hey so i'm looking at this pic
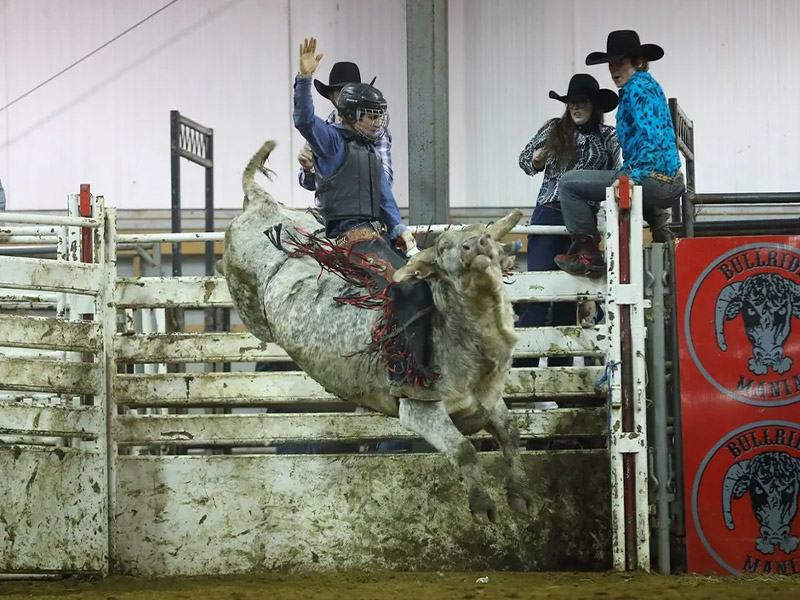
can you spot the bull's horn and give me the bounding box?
[721,460,750,530]
[715,282,742,351]
[486,209,524,240]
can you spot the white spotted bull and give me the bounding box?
[222,141,532,524]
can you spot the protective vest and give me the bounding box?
[316,128,382,228]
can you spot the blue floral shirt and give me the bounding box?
[615,71,681,183]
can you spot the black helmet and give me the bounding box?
[336,82,387,122]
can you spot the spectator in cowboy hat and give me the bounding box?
[297,60,393,200]
[517,73,620,352]
[555,30,684,277]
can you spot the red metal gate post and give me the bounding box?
[617,176,638,570]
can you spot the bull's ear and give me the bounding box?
[501,239,523,256]
[392,247,437,283]
[501,255,516,271]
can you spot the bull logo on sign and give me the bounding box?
[722,451,800,555]
[715,273,800,376]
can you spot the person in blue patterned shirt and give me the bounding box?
[517,74,620,357]
[555,30,685,277]
[297,61,393,204]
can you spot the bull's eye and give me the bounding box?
[754,485,764,495]
[747,308,756,316]
[461,242,471,251]
[777,307,787,316]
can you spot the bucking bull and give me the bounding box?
[222,141,533,524]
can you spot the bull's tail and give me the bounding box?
[242,140,279,210]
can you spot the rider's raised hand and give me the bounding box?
[299,37,323,77]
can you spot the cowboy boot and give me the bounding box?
[645,208,674,243]
[554,234,605,278]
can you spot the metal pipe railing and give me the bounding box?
[0,243,155,256]
[691,192,800,204]
[115,224,608,245]
[1,213,100,227]
[0,226,63,236]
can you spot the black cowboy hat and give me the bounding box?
[548,73,618,113]
[314,61,369,98]
[585,30,664,66]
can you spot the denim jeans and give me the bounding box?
[558,169,686,236]
[515,203,574,367]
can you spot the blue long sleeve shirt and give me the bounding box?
[292,74,404,239]
[615,71,681,183]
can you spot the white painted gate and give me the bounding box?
[0,190,649,576]
[0,199,110,574]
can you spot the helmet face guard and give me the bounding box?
[337,82,389,140]
[353,107,390,141]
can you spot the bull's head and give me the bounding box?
[722,452,800,555]
[392,210,523,284]
[714,274,800,375]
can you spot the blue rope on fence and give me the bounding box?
[597,360,622,442]
[595,360,621,389]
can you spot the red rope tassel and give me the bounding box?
[272,228,438,387]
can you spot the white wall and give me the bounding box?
[449,0,800,210]
[0,0,797,212]
[0,0,406,212]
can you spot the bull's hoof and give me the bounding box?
[507,486,534,517]
[469,488,497,525]
[507,494,530,516]
[472,510,497,525]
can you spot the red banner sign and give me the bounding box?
[676,236,800,576]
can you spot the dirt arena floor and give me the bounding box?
[2,571,799,600]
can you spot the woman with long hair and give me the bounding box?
[517,73,620,362]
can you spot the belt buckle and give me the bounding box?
[651,171,671,183]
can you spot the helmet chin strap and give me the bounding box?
[340,118,378,141]
[353,122,379,141]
